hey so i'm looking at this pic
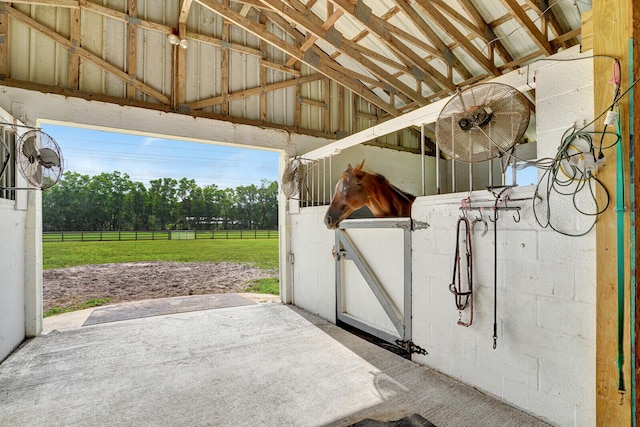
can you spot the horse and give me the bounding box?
[324,159,416,229]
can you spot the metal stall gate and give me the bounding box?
[334,218,419,351]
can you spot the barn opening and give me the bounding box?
[37,122,281,316]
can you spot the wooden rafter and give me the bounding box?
[6,5,170,105]
[500,0,553,55]
[412,0,501,77]
[196,0,399,115]
[258,0,429,106]
[521,0,570,48]
[0,0,589,151]
[457,0,515,68]
[327,0,454,93]
[392,0,473,81]
[0,2,8,80]
[126,0,136,99]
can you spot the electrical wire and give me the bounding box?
[531,70,640,237]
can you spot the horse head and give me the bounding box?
[324,160,369,229]
[324,159,415,229]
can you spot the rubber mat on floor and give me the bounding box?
[348,414,436,427]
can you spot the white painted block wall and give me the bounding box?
[288,206,336,322]
[0,107,31,362]
[410,57,595,426]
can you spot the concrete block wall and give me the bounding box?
[0,108,30,362]
[289,206,336,322]
[410,57,595,426]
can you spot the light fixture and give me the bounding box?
[168,34,188,49]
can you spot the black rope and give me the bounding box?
[492,201,498,349]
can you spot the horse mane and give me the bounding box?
[374,173,416,203]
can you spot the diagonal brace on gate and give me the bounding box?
[338,230,405,338]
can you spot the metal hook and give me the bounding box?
[489,207,498,223]
[513,209,521,223]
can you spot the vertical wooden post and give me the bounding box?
[68,6,80,91]
[221,0,230,117]
[127,0,137,99]
[323,77,330,133]
[259,13,267,124]
[593,0,633,424]
[0,4,9,81]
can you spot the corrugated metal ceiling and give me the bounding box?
[0,0,590,153]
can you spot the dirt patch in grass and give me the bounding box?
[44,261,278,312]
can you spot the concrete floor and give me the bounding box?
[0,297,550,427]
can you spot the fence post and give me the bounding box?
[81,231,84,242]
[61,230,64,242]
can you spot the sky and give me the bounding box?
[40,124,281,189]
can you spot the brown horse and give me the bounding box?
[324,160,415,229]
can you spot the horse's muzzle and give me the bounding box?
[324,214,338,229]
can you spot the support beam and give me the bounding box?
[258,0,430,106]
[126,0,136,99]
[327,0,454,93]
[302,47,586,160]
[0,2,9,80]
[500,0,553,55]
[6,6,170,105]
[68,7,80,91]
[197,0,399,115]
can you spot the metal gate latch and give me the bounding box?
[395,339,428,355]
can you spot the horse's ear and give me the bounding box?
[346,163,353,172]
[353,159,365,173]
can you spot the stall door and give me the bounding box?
[335,218,412,346]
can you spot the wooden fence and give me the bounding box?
[43,230,278,242]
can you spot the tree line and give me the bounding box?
[42,171,279,232]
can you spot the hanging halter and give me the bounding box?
[449,215,473,327]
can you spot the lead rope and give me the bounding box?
[450,216,473,327]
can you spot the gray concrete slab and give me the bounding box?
[0,303,550,427]
[83,293,255,326]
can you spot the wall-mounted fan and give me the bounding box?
[17,130,64,189]
[435,83,530,163]
[281,157,305,198]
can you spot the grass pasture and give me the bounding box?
[43,239,280,270]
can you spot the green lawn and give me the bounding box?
[44,239,280,270]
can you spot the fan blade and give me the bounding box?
[21,136,38,161]
[38,147,61,168]
[32,165,42,185]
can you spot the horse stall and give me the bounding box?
[287,48,600,426]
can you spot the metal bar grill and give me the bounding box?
[0,128,16,201]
